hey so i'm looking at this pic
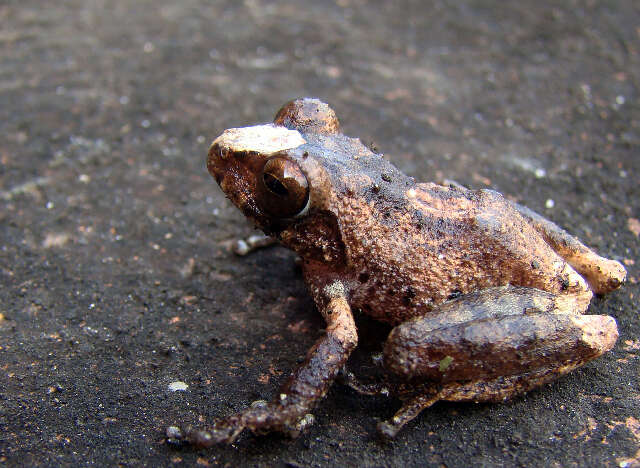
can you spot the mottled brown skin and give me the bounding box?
[180,98,626,445]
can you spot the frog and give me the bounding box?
[174,98,627,446]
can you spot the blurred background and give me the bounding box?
[1,1,638,466]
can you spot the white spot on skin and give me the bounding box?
[168,381,188,392]
[212,124,306,155]
[323,281,345,299]
[406,188,417,198]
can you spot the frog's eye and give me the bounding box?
[257,157,310,218]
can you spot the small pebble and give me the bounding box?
[168,381,188,392]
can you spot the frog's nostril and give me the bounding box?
[212,144,230,160]
[209,143,231,164]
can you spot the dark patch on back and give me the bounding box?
[403,286,417,306]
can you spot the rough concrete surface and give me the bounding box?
[0,1,638,466]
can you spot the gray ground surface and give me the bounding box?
[1,1,639,466]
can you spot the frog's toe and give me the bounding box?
[377,420,401,440]
[338,366,391,396]
[165,425,186,446]
[283,413,316,438]
[187,429,217,448]
[185,426,240,447]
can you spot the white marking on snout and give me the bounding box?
[212,124,306,155]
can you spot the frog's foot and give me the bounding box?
[378,286,618,438]
[513,202,626,294]
[377,387,447,439]
[232,233,276,256]
[165,415,248,447]
[170,402,317,448]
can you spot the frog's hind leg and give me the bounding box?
[377,363,591,439]
[338,366,391,397]
[378,286,618,438]
[513,202,626,294]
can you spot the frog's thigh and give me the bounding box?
[384,286,618,384]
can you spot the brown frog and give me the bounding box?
[176,98,626,446]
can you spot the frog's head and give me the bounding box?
[207,99,342,231]
[208,98,405,262]
[207,121,311,231]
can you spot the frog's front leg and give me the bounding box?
[378,286,618,438]
[183,280,357,447]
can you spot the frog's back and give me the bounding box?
[343,182,590,325]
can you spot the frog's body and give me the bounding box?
[295,163,593,326]
[181,98,626,445]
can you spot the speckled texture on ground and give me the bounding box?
[0,1,638,467]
